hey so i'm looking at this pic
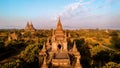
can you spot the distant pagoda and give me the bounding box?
[24,21,36,32]
[8,32,18,41]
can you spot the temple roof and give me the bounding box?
[72,41,78,52]
[56,17,63,31]
[25,22,29,29]
[55,17,65,41]
[30,22,33,25]
[27,21,29,26]
[54,52,69,59]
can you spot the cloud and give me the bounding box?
[53,0,96,20]
[51,0,120,29]
[106,0,116,3]
[96,0,118,10]
[53,0,118,20]
[53,2,81,20]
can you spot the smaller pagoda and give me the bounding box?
[24,21,36,32]
[8,32,18,41]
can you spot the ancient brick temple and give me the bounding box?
[39,17,82,68]
[24,21,35,32]
[8,32,18,41]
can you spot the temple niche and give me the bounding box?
[24,21,36,32]
[39,17,82,68]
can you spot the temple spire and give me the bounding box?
[41,42,46,53]
[46,38,50,46]
[41,56,48,68]
[25,21,29,29]
[56,17,63,31]
[73,41,78,52]
[42,42,46,52]
[52,29,54,36]
[68,33,71,38]
[39,42,46,56]
[30,21,33,26]
[27,21,29,26]
[64,31,67,41]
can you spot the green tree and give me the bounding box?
[90,45,105,56]
[111,52,120,63]
[19,43,40,63]
[80,45,92,68]
[110,31,120,49]
[93,50,110,68]
[103,62,120,68]
[74,38,85,48]
[0,41,5,53]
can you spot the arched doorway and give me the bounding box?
[57,44,62,52]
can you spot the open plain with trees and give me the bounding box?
[0,29,120,68]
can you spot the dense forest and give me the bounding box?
[0,29,120,68]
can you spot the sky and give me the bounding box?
[0,0,120,29]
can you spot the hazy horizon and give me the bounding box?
[0,0,120,29]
